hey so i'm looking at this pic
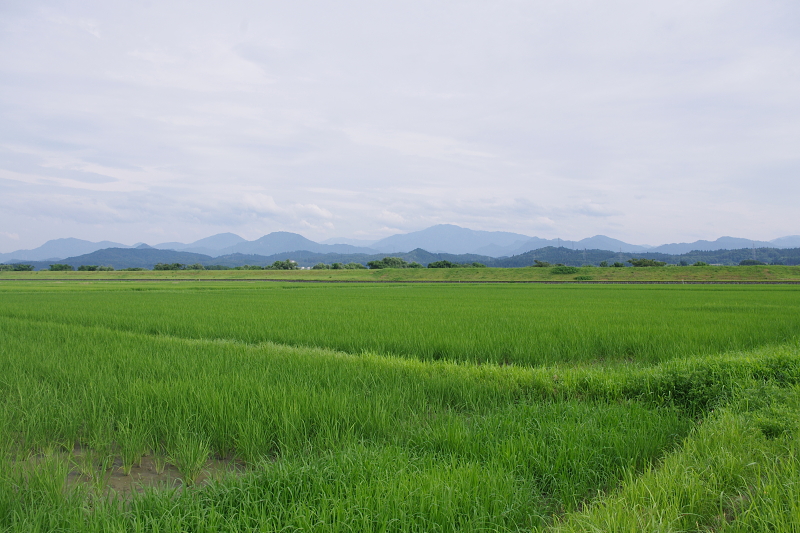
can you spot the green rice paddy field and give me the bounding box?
[0,281,799,531]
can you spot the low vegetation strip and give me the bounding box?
[2,264,800,282]
[4,278,800,285]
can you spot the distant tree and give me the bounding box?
[185,263,205,270]
[599,261,609,267]
[0,264,13,271]
[49,264,74,271]
[428,260,457,268]
[628,258,667,267]
[531,260,551,267]
[739,259,765,266]
[367,257,409,269]
[470,262,487,268]
[77,265,98,271]
[266,259,298,270]
[154,263,185,270]
[97,266,115,271]
[693,261,709,267]
[678,260,689,266]
[612,262,625,268]
[312,262,365,270]
[120,267,146,271]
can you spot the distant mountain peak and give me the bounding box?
[0,237,130,262]
[371,224,532,255]
[3,226,799,265]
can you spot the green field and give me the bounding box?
[1,283,799,366]
[2,263,800,282]
[1,281,799,531]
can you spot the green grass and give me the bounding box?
[0,314,694,530]
[0,282,797,365]
[0,281,798,531]
[545,384,800,533]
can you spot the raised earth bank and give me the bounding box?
[2,264,800,282]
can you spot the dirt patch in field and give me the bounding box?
[15,445,247,498]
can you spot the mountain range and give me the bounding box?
[9,245,800,271]
[2,224,799,263]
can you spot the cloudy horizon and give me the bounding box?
[1,1,799,253]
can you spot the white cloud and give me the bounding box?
[344,128,496,161]
[1,0,799,248]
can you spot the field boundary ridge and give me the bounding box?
[1,278,800,285]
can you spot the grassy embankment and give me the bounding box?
[2,264,800,282]
[0,281,798,531]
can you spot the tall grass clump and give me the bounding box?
[116,415,149,476]
[168,430,211,486]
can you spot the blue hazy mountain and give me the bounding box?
[371,224,532,255]
[218,232,378,256]
[4,227,799,263]
[22,247,213,270]
[152,232,377,257]
[492,235,652,256]
[650,237,776,255]
[769,235,800,248]
[0,237,129,262]
[370,225,652,256]
[572,235,653,253]
[320,237,378,247]
[154,232,248,255]
[17,244,800,271]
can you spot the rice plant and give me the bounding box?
[169,430,211,486]
[0,281,797,530]
[0,283,797,365]
[116,417,149,476]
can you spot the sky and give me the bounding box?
[1,1,799,252]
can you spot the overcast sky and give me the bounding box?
[1,1,798,251]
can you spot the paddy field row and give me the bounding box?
[0,281,798,531]
[1,282,798,366]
